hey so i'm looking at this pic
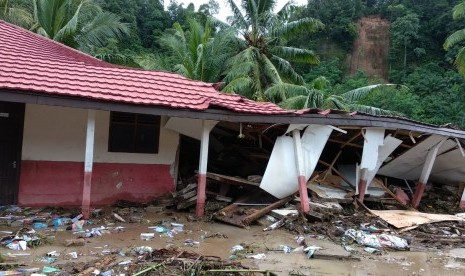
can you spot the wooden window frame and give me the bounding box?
[108,111,161,154]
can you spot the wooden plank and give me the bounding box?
[318,160,356,189]
[177,196,197,210]
[241,196,293,226]
[369,209,464,229]
[372,178,408,207]
[207,172,260,187]
[172,183,197,198]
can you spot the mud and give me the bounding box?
[1,211,465,275]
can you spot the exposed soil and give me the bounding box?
[347,16,390,80]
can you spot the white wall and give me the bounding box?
[22,104,179,164]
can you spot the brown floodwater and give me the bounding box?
[1,212,465,275]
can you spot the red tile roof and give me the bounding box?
[0,20,291,114]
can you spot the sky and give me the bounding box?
[164,0,308,22]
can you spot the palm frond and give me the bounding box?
[453,1,465,20]
[341,84,406,103]
[455,47,465,76]
[0,0,33,28]
[134,54,172,71]
[78,11,129,49]
[279,95,308,109]
[222,76,254,98]
[270,55,304,84]
[224,61,254,82]
[272,46,320,64]
[226,0,247,28]
[193,43,204,80]
[325,95,347,110]
[346,104,403,116]
[444,29,465,49]
[311,76,329,90]
[273,17,324,40]
[262,54,282,85]
[264,82,309,102]
[52,0,82,46]
[257,0,276,15]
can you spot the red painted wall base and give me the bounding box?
[196,174,207,217]
[358,179,367,201]
[297,175,310,213]
[18,161,174,206]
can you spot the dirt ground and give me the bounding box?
[1,209,465,276]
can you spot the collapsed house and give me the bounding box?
[1,20,465,219]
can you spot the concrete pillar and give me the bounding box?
[292,129,310,213]
[82,110,95,219]
[411,141,443,208]
[196,120,217,217]
[358,168,368,201]
[460,187,465,209]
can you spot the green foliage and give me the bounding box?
[149,17,237,83]
[303,0,363,51]
[222,0,324,101]
[8,0,129,54]
[390,12,421,68]
[0,0,33,27]
[391,63,465,127]
[444,0,465,76]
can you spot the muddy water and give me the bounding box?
[1,212,465,275]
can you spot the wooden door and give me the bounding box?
[0,101,25,205]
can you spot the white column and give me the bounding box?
[292,129,310,212]
[82,110,95,218]
[196,120,217,217]
[412,140,444,208]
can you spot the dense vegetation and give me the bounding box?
[1,0,465,128]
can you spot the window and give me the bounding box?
[108,111,160,154]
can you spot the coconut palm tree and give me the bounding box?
[29,0,129,53]
[150,17,238,83]
[222,0,324,101]
[0,0,33,27]
[444,0,465,76]
[267,78,405,115]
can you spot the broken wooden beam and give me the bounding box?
[207,172,260,187]
[241,196,293,226]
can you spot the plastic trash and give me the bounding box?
[149,225,167,233]
[41,266,60,274]
[230,245,245,254]
[140,233,155,240]
[72,220,86,231]
[39,257,56,264]
[68,252,78,259]
[364,247,382,254]
[113,213,125,222]
[295,236,306,246]
[32,222,48,230]
[71,214,83,223]
[304,246,322,258]
[16,268,40,274]
[279,245,293,254]
[184,239,200,246]
[118,260,132,265]
[246,253,266,259]
[101,269,114,276]
[133,246,152,254]
[343,229,409,250]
